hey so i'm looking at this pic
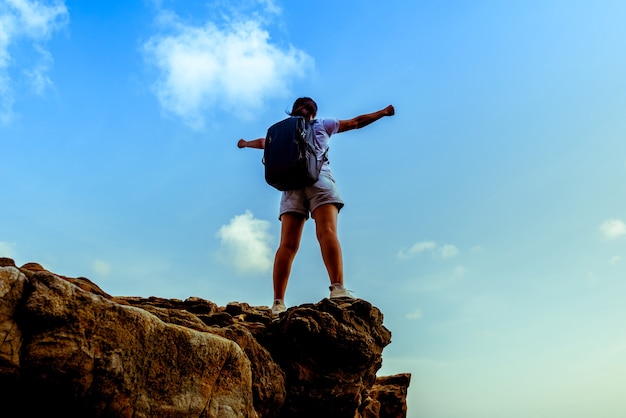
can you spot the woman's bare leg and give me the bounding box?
[273,213,306,300]
[312,204,344,286]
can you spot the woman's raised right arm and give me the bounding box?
[337,105,395,133]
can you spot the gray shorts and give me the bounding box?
[279,170,344,220]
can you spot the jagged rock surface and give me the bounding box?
[0,258,410,417]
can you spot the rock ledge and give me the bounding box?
[0,258,410,417]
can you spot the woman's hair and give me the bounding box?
[288,97,318,119]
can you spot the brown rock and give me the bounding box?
[0,257,16,267]
[370,373,412,418]
[0,264,256,417]
[0,258,411,417]
[271,298,392,418]
[210,325,286,418]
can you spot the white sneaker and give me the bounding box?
[271,299,287,315]
[329,284,355,299]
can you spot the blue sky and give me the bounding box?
[2,1,626,416]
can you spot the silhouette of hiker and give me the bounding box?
[238,97,395,315]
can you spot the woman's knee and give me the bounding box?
[278,239,300,255]
[315,224,337,242]
[278,213,305,253]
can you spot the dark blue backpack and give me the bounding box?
[263,116,322,191]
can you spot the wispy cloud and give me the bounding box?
[405,308,422,320]
[143,2,313,129]
[440,244,459,259]
[599,218,626,239]
[453,265,467,277]
[216,210,273,275]
[24,44,54,94]
[92,259,112,276]
[398,241,459,260]
[0,241,16,258]
[0,0,68,123]
[397,241,436,259]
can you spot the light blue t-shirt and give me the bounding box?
[313,118,339,172]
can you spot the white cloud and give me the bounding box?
[599,219,626,239]
[398,241,459,260]
[453,265,467,277]
[92,259,112,276]
[0,75,14,124]
[143,8,313,129]
[405,308,422,320]
[216,210,273,274]
[0,0,68,123]
[0,241,16,258]
[397,241,436,259]
[470,245,485,253]
[5,0,68,38]
[24,44,54,94]
[257,0,281,15]
[440,244,459,259]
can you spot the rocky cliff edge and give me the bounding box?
[0,258,410,418]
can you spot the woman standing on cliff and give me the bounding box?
[238,98,395,315]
